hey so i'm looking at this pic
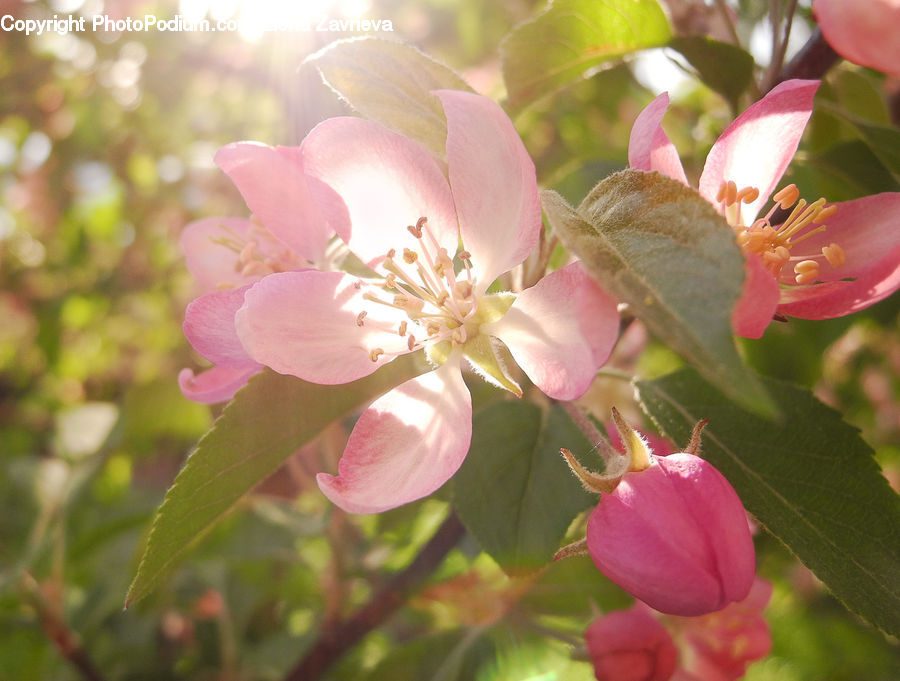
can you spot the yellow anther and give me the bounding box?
[369,348,384,362]
[386,248,396,259]
[398,321,407,336]
[382,273,397,289]
[356,311,367,327]
[822,243,846,268]
[817,204,838,222]
[454,280,473,299]
[773,184,800,209]
[735,186,759,204]
[239,240,258,263]
[407,334,416,351]
[774,245,790,261]
[403,248,418,264]
[435,291,449,307]
[794,260,819,274]
[426,322,440,336]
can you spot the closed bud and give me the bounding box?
[586,452,755,616]
[585,604,678,681]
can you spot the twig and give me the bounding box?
[21,573,107,681]
[284,512,467,681]
[764,0,799,92]
[767,27,840,92]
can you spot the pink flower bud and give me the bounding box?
[814,0,900,76]
[585,604,678,681]
[586,453,755,616]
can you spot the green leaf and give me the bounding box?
[501,0,671,109]
[452,401,595,576]
[306,37,473,157]
[668,36,755,109]
[125,353,427,607]
[544,170,775,416]
[636,367,900,636]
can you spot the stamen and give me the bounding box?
[356,311,367,327]
[398,321,407,336]
[822,243,846,268]
[735,186,759,204]
[403,248,418,264]
[773,184,800,209]
[794,260,820,284]
[407,223,423,239]
[369,348,384,362]
[407,334,416,351]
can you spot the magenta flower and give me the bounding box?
[629,79,900,338]
[231,90,619,514]
[584,604,678,681]
[814,0,900,76]
[178,142,334,403]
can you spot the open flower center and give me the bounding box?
[210,220,302,287]
[356,217,481,363]
[717,181,846,285]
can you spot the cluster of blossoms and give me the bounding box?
[585,578,772,681]
[629,78,900,338]
[179,90,619,514]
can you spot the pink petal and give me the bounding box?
[180,217,260,293]
[732,255,781,338]
[178,364,259,404]
[437,90,542,289]
[234,270,409,384]
[316,362,472,514]
[776,193,900,318]
[814,0,900,77]
[184,285,255,366]
[484,263,619,400]
[300,117,459,268]
[628,92,688,185]
[214,142,331,263]
[699,80,819,222]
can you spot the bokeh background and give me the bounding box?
[1,0,898,679]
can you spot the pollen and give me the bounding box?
[723,182,845,285]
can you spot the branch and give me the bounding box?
[767,26,840,92]
[21,573,107,681]
[284,512,467,681]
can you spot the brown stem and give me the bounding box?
[21,573,107,681]
[767,27,840,92]
[284,512,467,681]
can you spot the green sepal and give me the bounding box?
[462,334,521,397]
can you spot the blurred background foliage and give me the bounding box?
[0,0,898,679]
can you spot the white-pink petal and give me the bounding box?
[214,142,331,264]
[183,285,255,366]
[732,255,781,339]
[699,79,819,222]
[300,117,459,268]
[234,270,410,385]
[483,263,619,400]
[437,89,542,291]
[178,364,260,404]
[628,92,688,186]
[316,361,472,514]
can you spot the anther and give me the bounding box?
[794,260,820,284]
[407,334,416,351]
[353,280,362,290]
[356,311,367,327]
[817,204,838,222]
[426,322,440,336]
[403,248,418,264]
[407,223,423,239]
[386,248,396,259]
[773,184,800,209]
[416,216,428,230]
[398,321,407,336]
[735,186,759,204]
[822,243,846,268]
[457,250,472,262]
[369,348,384,362]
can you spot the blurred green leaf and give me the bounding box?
[125,353,427,607]
[453,402,594,575]
[501,0,671,109]
[668,36,755,109]
[636,367,900,637]
[544,170,775,416]
[810,140,900,199]
[306,37,473,157]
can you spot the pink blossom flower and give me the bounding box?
[813,0,900,77]
[629,79,900,338]
[585,579,772,681]
[231,90,620,514]
[178,143,334,403]
[571,414,754,617]
[585,604,679,681]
